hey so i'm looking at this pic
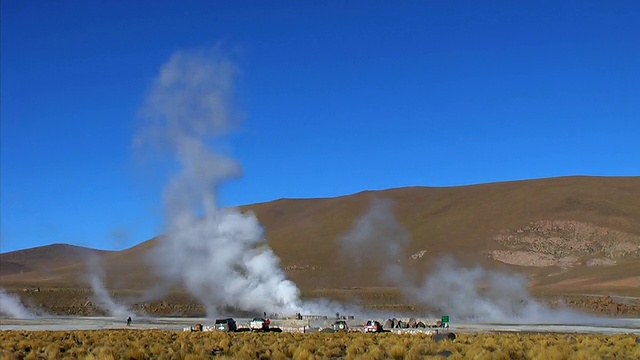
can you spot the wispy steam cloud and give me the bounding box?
[137,47,304,317]
[339,198,410,284]
[86,256,133,318]
[340,198,594,324]
[0,288,34,319]
[414,257,588,324]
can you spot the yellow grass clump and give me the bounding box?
[0,330,638,359]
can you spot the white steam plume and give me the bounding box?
[0,288,34,319]
[138,47,304,317]
[341,198,595,324]
[413,257,592,324]
[86,257,133,318]
[339,198,410,284]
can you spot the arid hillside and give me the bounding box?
[0,244,109,278]
[2,176,639,299]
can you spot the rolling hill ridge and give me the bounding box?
[2,176,639,297]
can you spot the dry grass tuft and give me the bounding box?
[0,330,638,359]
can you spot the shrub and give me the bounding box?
[1,329,637,359]
[389,344,406,359]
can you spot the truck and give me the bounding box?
[364,320,383,333]
[332,320,349,332]
[215,318,237,332]
[249,318,270,332]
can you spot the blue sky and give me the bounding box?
[2,1,639,253]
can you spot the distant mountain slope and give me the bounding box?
[0,244,109,278]
[0,261,31,277]
[2,176,639,294]
[249,176,640,290]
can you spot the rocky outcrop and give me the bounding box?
[490,220,640,267]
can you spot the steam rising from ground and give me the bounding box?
[339,198,410,284]
[86,257,133,318]
[341,198,595,324]
[0,288,34,318]
[137,48,305,317]
[133,47,591,322]
[414,257,591,324]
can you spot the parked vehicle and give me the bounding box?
[332,320,349,332]
[364,320,383,333]
[249,318,270,331]
[215,318,237,332]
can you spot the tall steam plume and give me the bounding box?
[0,288,34,319]
[341,198,593,324]
[86,256,133,318]
[137,48,303,317]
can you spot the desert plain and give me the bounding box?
[2,176,640,358]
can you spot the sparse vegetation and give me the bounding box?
[1,285,639,317]
[1,330,638,359]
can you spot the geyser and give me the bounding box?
[86,256,133,318]
[137,47,304,317]
[0,288,34,319]
[340,197,597,324]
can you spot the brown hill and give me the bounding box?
[255,176,640,293]
[0,244,109,278]
[2,176,639,297]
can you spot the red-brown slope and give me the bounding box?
[0,244,110,278]
[2,176,639,294]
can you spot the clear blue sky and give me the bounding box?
[2,1,639,253]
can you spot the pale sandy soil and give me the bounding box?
[1,316,638,334]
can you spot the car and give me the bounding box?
[249,318,270,331]
[332,320,349,332]
[214,318,237,332]
[364,320,383,333]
